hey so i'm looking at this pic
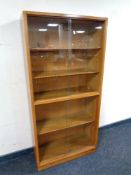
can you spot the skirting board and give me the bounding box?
[0,117,131,164]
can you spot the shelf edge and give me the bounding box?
[34,91,100,105]
[33,71,99,79]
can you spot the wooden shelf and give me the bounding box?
[37,113,94,135]
[34,91,99,105]
[39,135,95,168]
[33,70,99,79]
[30,48,101,52]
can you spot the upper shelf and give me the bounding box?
[33,70,99,79]
[30,48,101,52]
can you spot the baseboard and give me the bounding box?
[0,148,33,164]
[0,117,131,164]
[100,118,131,130]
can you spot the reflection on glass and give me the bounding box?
[72,20,103,49]
[28,17,69,49]
[28,17,103,100]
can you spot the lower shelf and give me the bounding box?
[39,134,95,169]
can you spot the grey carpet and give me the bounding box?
[0,119,131,175]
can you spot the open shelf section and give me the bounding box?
[34,91,99,105]
[39,135,95,168]
[33,70,99,79]
[37,113,95,135]
[30,48,101,52]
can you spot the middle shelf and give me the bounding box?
[34,91,99,105]
[33,70,99,79]
[35,95,98,135]
[33,71,100,105]
[37,112,94,135]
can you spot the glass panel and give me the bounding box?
[27,16,71,163]
[66,19,103,153]
[28,16,69,49]
[69,19,104,75]
[66,124,95,153]
[27,16,102,162]
[66,96,97,153]
[65,19,103,101]
[38,130,69,164]
[28,17,88,102]
[27,16,71,100]
[71,19,104,49]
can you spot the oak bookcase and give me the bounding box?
[22,11,107,170]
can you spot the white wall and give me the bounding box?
[0,0,131,156]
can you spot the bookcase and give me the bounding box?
[22,11,107,170]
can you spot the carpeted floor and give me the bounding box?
[0,119,131,175]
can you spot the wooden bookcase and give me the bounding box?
[22,11,107,170]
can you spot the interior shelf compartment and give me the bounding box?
[35,97,98,135]
[37,115,94,135]
[38,123,95,167]
[39,137,95,168]
[33,73,99,105]
[31,49,100,76]
[36,96,97,134]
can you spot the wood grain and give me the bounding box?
[34,91,100,105]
